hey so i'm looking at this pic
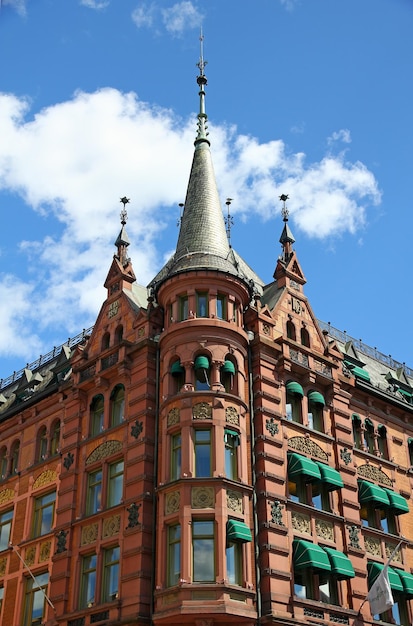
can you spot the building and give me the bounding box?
[0,47,413,626]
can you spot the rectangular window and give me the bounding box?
[195,430,211,477]
[307,402,324,432]
[80,554,97,608]
[0,509,13,551]
[288,479,331,512]
[167,524,181,586]
[360,504,397,533]
[179,295,188,321]
[171,433,181,481]
[0,586,3,617]
[107,461,124,508]
[102,546,120,602]
[23,572,49,626]
[86,470,102,515]
[196,292,208,318]
[32,492,56,538]
[224,430,239,480]
[216,294,226,320]
[226,542,242,585]
[286,394,302,423]
[192,520,215,582]
[294,569,338,604]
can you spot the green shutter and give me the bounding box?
[308,391,325,406]
[368,562,403,593]
[287,453,321,483]
[286,381,304,397]
[226,520,252,543]
[293,539,331,573]
[384,489,409,515]
[323,547,355,580]
[358,480,390,508]
[316,463,344,491]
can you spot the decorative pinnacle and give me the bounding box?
[196,29,208,82]
[279,194,289,221]
[224,198,234,246]
[120,196,130,225]
[177,202,184,228]
[195,30,209,144]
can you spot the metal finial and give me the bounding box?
[177,203,184,228]
[224,198,234,245]
[120,196,130,225]
[196,29,207,78]
[279,194,289,221]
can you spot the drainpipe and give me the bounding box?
[150,336,160,626]
[248,333,261,625]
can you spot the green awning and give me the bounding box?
[368,562,403,593]
[358,480,390,508]
[399,389,413,400]
[396,570,413,598]
[352,366,371,383]
[408,437,413,446]
[226,520,252,543]
[384,489,409,515]
[352,413,361,425]
[323,547,355,580]
[317,463,344,491]
[365,417,374,429]
[222,360,236,374]
[194,356,210,370]
[171,360,185,375]
[286,381,304,397]
[293,539,331,573]
[288,453,321,483]
[308,391,325,406]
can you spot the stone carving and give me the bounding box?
[315,519,334,541]
[385,543,402,562]
[131,420,144,439]
[266,417,279,436]
[225,406,239,426]
[347,525,361,549]
[365,536,381,556]
[288,436,328,461]
[55,529,68,554]
[290,349,309,368]
[25,546,36,567]
[86,441,122,465]
[192,487,214,509]
[340,448,352,465]
[33,469,57,490]
[0,557,7,576]
[103,515,120,538]
[357,464,392,487]
[39,541,51,562]
[0,488,14,504]
[126,503,141,528]
[227,490,243,513]
[81,523,98,545]
[291,511,311,534]
[63,452,74,470]
[192,402,212,420]
[166,491,180,514]
[262,323,270,335]
[270,500,284,525]
[167,408,180,427]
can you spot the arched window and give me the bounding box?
[0,447,7,479]
[286,320,296,341]
[110,385,125,427]
[10,440,20,475]
[220,358,236,393]
[90,395,105,436]
[50,420,61,456]
[101,332,110,351]
[377,424,389,460]
[115,325,123,344]
[301,327,310,348]
[364,418,375,454]
[307,391,325,432]
[352,414,362,449]
[285,381,303,423]
[36,426,48,462]
[171,359,185,394]
[194,355,211,391]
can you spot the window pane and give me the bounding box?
[195,431,211,477]
[111,386,125,427]
[193,521,214,582]
[167,524,181,586]
[91,396,104,436]
[107,461,124,508]
[103,546,120,602]
[87,470,102,515]
[226,542,242,585]
[196,292,208,318]
[0,510,13,551]
[171,434,181,481]
[23,572,49,626]
[216,295,226,320]
[224,433,239,480]
[33,492,56,538]
[80,554,97,608]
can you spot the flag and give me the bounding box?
[367,564,393,616]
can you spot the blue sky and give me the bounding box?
[0,0,412,382]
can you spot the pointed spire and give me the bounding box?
[115,197,131,267]
[195,29,210,146]
[278,194,295,261]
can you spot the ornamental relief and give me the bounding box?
[192,487,214,509]
[39,541,51,562]
[192,402,212,420]
[166,491,180,514]
[226,490,243,513]
[365,536,381,556]
[33,469,57,490]
[291,511,311,534]
[81,523,98,545]
[167,407,180,427]
[0,557,6,576]
[25,546,36,567]
[385,543,402,562]
[225,406,239,426]
[357,464,392,487]
[315,519,334,541]
[288,436,328,462]
[0,488,14,504]
[86,440,123,465]
[102,515,120,538]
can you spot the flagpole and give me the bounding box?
[9,543,55,610]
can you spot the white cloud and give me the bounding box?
[328,128,352,145]
[0,88,381,361]
[162,1,203,35]
[1,0,26,16]
[131,2,155,29]
[80,0,110,9]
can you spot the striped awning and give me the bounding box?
[358,480,390,508]
[384,489,409,515]
[396,569,413,598]
[323,547,355,580]
[293,539,331,573]
[226,520,252,543]
[368,562,403,593]
[317,463,344,491]
[287,453,321,483]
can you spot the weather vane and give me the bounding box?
[120,196,130,225]
[196,29,207,77]
[279,194,289,221]
[225,198,234,245]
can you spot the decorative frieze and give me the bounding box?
[86,441,122,465]
[165,491,180,514]
[385,543,402,562]
[291,511,311,534]
[81,523,98,545]
[39,541,51,562]
[193,402,212,420]
[227,490,243,513]
[167,408,180,427]
[225,406,239,426]
[288,436,328,462]
[364,536,381,556]
[102,515,120,538]
[0,557,7,576]
[192,487,214,509]
[33,469,57,489]
[290,348,309,368]
[357,464,392,487]
[315,518,334,541]
[25,546,36,567]
[0,488,14,504]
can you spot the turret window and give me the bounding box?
[194,429,212,477]
[192,520,215,582]
[179,295,188,321]
[224,429,239,480]
[194,355,211,391]
[196,291,208,318]
[220,358,236,393]
[216,294,226,320]
[167,524,181,586]
[170,433,182,481]
[171,359,185,393]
